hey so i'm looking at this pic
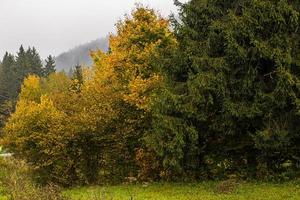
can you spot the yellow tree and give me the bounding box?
[3,95,68,183]
[100,6,177,110]
[90,6,178,179]
[18,75,42,102]
[3,6,178,184]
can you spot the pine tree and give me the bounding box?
[16,45,44,87]
[0,53,17,132]
[27,47,43,77]
[0,52,17,99]
[15,45,27,85]
[152,0,300,178]
[43,55,56,77]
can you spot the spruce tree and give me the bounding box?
[0,53,16,132]
[43,55,56,77]
[0,52,17,99]
[15,45,27,86]
[16,45,44,85]
[151,0,300,179]
[27,47,43,77]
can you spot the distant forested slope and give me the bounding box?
[55,36,109,71]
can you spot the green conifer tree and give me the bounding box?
[27,47,43,77]
[43,55,56,77]
[0,52,17,99]
[151,0,300,179]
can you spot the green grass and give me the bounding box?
[63,181,300,200]
[1,157,299,200]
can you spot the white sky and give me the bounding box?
[0,0,187,59]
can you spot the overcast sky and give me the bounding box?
[0,0,187,59]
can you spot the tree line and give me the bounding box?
[1,0,300,186]
[0,46,56,99]
[0,46,56,128]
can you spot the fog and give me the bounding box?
[0,0,187,58]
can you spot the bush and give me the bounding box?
[0,158,68,200]
[214,178,240,194]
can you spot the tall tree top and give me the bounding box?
[44,55,56,77]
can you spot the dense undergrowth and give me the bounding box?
[0,158,68,200]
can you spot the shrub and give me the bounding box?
[0,158,68,200]
[214,179,240,194]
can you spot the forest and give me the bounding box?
[0,0,299,199]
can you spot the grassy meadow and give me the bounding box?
[63,182,300,200]
[0,157,299,200]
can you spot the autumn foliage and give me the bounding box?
[2,1,300,186]
[2,7,176,185]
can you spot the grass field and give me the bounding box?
[63,181,300,200]
[1,158,299,200]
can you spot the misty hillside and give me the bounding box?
[55,36,109,71]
